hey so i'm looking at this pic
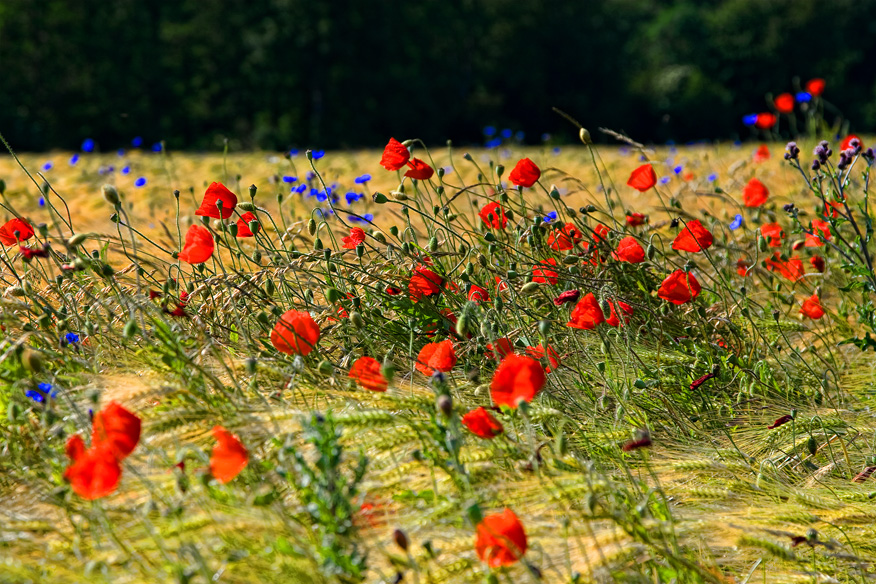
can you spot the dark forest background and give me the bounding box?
[2,0,876,151]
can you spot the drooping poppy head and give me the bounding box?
[627,164,656,192]
[415,340,457,376]
[605,299,634,327]
[342,227,366,249]
[404,158,434,181]
[409,265,444,301]
[479,202,508,229]
[774,93,795,114]
[475,508,528,567]
[235,212,259,237]
[800,294,825,319]
[753,144,771,163]
[462,407,504,439]
[178,224,215,264]
[765,253,804,281]
[760,223,784,247]
[754,113,777,129]
[92,401,141,460]
[348,356,388,392]
[671,220,713,253]
[658,270,701,305]
[553,289,580,306]
[566,293,605,330]
[805,219,831,247]
[612,236,645,263]
[626,212,647,227]
[210,425,248,484]
[743,178,769,207]
[806,78,826,97]
[467,284,490,303]
[0,217,35,246]
[547,223,583,251]
[380,138,410,171]
[195,182,238,219]
[490,354,546,408]
[525,344,561,373]
[271,310,320,356]
[532,258,559,285]
[64,444,122,500]
[507,158,541,188]
[486,338,514,361]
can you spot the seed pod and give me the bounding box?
[228,223,238,237]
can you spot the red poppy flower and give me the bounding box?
[404,158,434,180]
[743,178,769,207]
[479,202,508,229]
[525,344,560,373]
[753,144,771,163]
[507,158,541,188]
[493,276,509,293]
[627,164,656,192]
[768,414,793,430]
[271,310,320,356]
[626,212,647,227]
[672,220,713,253]
[774,93,795,114]
[0,217,35,246]
[553,289,580,306]
[468,284,490,303]
[532,258,559,285]
[805,219,831,247]
[658,270,701,305]
[380,137,410,171]
[612,236,645,263]
[806,78,825,97]
[840,134,863,152]
[19,244,49,260]
[800,294,825,319]
[475,508,528,567]
[462,407,503,439]
[547,223,582,251]
[210,426,248,484]
[92,401,141,460]
[810,255,825,272]
[386,285,402,295]
[195,182,238,219]
[178,224,215,264]
[348,356,388,392]
[765,253,804,281]
[490,354,545,408]
[486,338,514,361]
[409,265,443,301]
[737,258,751,276]
[235,212,259,237]
[567,293,605,330]
[754,113,777,129]
[66,434,86,461]
[342,227,366,249]
[605,300,634,327]
[415,340,457,376]
[64,443,122,500]
[760,223,784,247]
[592,224,609,243]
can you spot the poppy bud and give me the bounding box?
[228,223,238,237]
[579,128,592,144]
[549,187,561,200]
[463,152,473,161]
[102,184,120,206]
[67,233,89,248]
[22,349,44,373]
[393,528,409,551]
[307,218,317,236]
[123,319,139,339]
[0,179,5,194]
[248,184,257,199]
[456,315,469,337]
[313,238,323,251]
[252,250,262,263]
[325,288,342,303]
[562,255,578,265]
[807,436,817,455]
[256,311,270,325]
[538,320,551,336]
[389,226,399,237]
[317,360,334,375]
[428,237,438,252]
[392,192,408,201]
[245,357,257,375]
[373,232,386,244]
[521,282,541,295]
[350,311,365,329]
[436,394,453,417]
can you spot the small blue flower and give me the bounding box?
[673,165,683,175]
[729,214,744,230]
[282,176,298,183]
[295,184,307,194]
[311,150,325,160]
[345,191,364,205]
[81,138,95,153]
[69,154,79,166]
[742,114,758,126]
[639,154,648,162]
[733,140,742,147]
[64,332,80,344]
[485,137,502,149]
[500,129,513,139]
[42,161,53,171]
[707,173,718,182]
[306,171,316,181]
[541,211,558,223]
[26,383,58,403]
[552,147,561,155]
[121,165,131,175]
[117,148,125,157]
[289,149,299,157]
[152,142,163,152]
[483,126,496,136]
[132,136,143,147]
[38,197,46,207]
[796,91,812,103]
[134,177,147,187]
[659,176,671,185]
[354,174,371,184]
[619,147,630,156]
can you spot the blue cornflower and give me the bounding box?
[354,174,371,184]
[81,138,95,152]
[639,154,648,162]
[542,211,558,223]
[742,114,758,126]
[306,171,316,181]
[64,332,80,344]
[500,129,513,139]
[552,147,561,155]
[707,173,718,182]
[134,177,147,187]
[483,126,496,136]
[673,165,683,175]
[121,166,131,175]
[345,191,364,205]
[131,136,143,147]
[485,137,502,149]
[282,176,298,183]
[69,154,79,165]
[619,147,630,156]
[152,142,163,152]
[42,161,53,171]
[289,149,299,157]
[729,214,744,230]
[26,383,58,403]
[295,184,307,194]
[38,197,46,207]
[117,148,125,157]
[515,130,525,141]
[659,176,671,185]
[796,91,812,103]
[311,150,325,160]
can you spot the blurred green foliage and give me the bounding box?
[1,0,875,150]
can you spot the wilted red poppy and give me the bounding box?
[64,442,122,500]
[507,158,541,188]
[271,310,320,356]
[553,289,580,306]
[468,284,490,303]
[462,407,504,439]
[475,508,528,567]
[840,134,863,152]
[210,425,248,484]
[658,270,701,305]
[810,255,825,272]
[567,293,604,330]
[479,202,508,229]
[525,344,560,373]
[806,78,826,97]
[736,258,751,276]
[195,182,238,219]
[490,354,545,408]
[672,220,713,253]
[0,217,35,246]
[774,93,795,114]
[178,224,215,264]
[753,144,771,163]
[409,265,443,301]
[19,244,49,260]
[486,338,514,361]
[800,294,825,319]
[404,158,434,180]
[605,300,634,327]
[547,223,582,251]
[342,227,366,249]
[386,285,402,295]
[380,137,410,171]
[235,212,259,237]
[349,356,388,391]
[612,236,645,263]
[768,414,793,430]
[765,253,804,281]
[760,223,784,247]
[627,164,656,192]
[532,258,559,285]
[805,219,831,247]
[92,401,141,460]
[415,340,457,375]
[626,212,647,227]
[743,178,769,207]
[754,113,777,129]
